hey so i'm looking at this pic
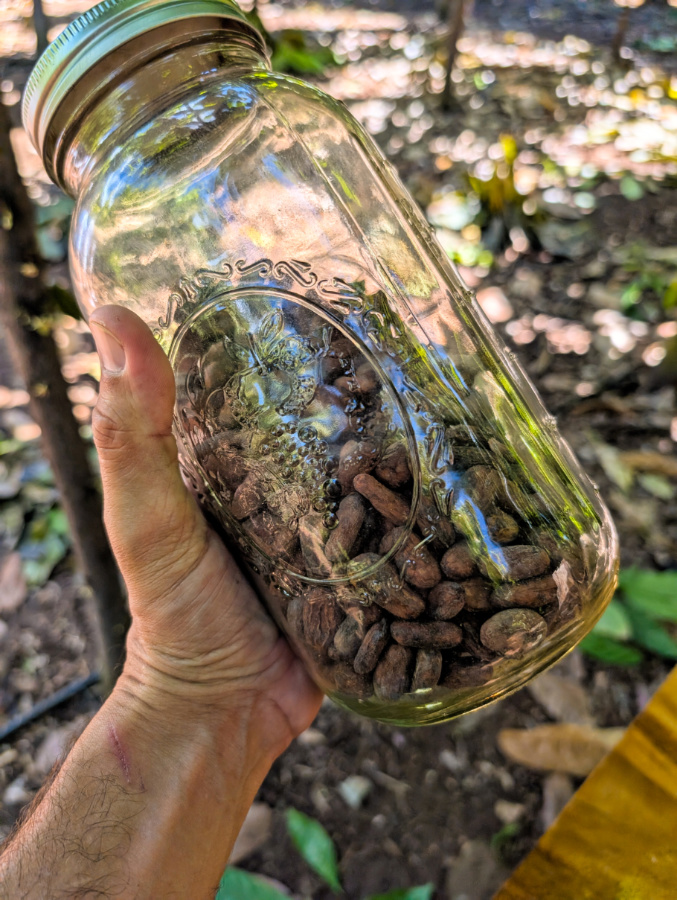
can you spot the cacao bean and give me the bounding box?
[338,440,379,492]
[298,513,332,578]
[375,443,411,487]
[287,596,305,640]
[415,495,456,549]
[411,649,443,690]
[330,662,373,698]
[374,645,413,701]
[428,582,465,620]
[302,589,344,653]
[244,511,297,558]
[462,578,493,611]
[480,609,547,658]
[487,509,520,545]
[444,663,495,688]
[391,621,463,650]
[379,528,442,590]
[325,493,366,563]
[353,473,410,525]
[330,616,366,661]
[350,553,426,619]
[353,619,390,674]
[231,472,266,520]
[441,543,478,579]
[479,545,550,582]
[463,465,503,511]
[492,575,558,609]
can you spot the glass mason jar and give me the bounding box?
[24,0,618,725]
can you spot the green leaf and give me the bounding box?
[593,600,632,642]
[637,473,674,501]
[216,867,290,900]
[620,176,644,201]
[618,568,677,623]
[663,279,677,311]
[626,607,677,660]
[366,886,435,900]
[285,808,342,891]
[579,632,643,665]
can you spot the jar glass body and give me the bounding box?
[63,37,618,724]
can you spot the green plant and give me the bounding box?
[580,568,677,665]
[217,808,435,899]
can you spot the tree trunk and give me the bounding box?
[611,8,631,63]
[0,105,129,692]
[442,0,466,111]
[32,0,50,57]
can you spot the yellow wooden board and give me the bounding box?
[494,666,677,900]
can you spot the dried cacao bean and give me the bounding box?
[463,465,503,511]
[379,528,442,590]
[487,509,520,545]
[492,575,558,609]
[325,493,366,563]
[428,582,465,620]
[298,513,332,578]
[391,621,463,650]
[441,543,478,579]
[444,663,495,688]
[375,443,411,487]
[231,472,266,520]
[480,609,547,658]
[350,553,426,619]
[244,511,297,558]
[415,495,456,549]
[329,616,366,661]
[374,645,413,701]
[462,578,493,611]
[302,589,344,653]
[353,473,410,525]
[411,649,443,690]
[338,440,379,492]
[330,662,373,698]
[353,619,390,674]
[479,545,550,582]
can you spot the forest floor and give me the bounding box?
[1,1,677,897]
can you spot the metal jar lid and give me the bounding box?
[22,0,266,162]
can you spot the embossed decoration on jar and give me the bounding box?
[170,284,421,585]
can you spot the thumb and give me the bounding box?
[89,305,209,598]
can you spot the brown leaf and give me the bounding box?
[498,724,625,776]
[0,552,27,615]
[619,451,677,479]
[526,672,593,725]
[229,803,273,865]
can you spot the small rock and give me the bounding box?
[3,777,32,807]
[0,619,8,643]
[0,748,18,768]
[297,727,326,747]
[230,803,273,865]
[439,748,466,773]
[446,839,509,900]
[494,799,525,825]
[338,775,373,810]
[541,771,575,831]
[34,718,88,776]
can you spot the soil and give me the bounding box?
[0,0,676,897]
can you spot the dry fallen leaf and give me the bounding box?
[0,552,27,615]
[526,672,593,726]
[618,451,677,479]
[229,802,273,865]
[497,724,625,777]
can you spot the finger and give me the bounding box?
[89,306,210,597]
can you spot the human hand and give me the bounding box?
[89,305,322,759]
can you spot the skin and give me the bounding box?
[0,306,323,899]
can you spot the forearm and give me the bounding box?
[0,672,276,899]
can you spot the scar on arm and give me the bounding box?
[108,724,147,793]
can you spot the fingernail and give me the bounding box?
[91,321,126,374]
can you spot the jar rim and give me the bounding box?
[22,0,266,164]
